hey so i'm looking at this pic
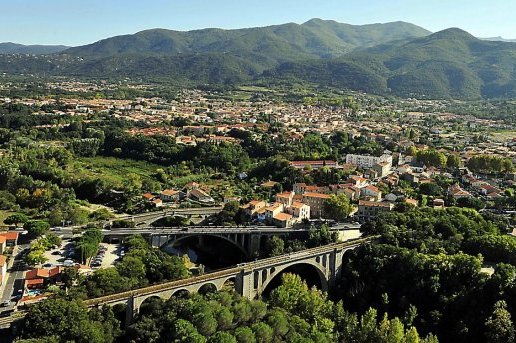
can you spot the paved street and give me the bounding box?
[1,245,28,311]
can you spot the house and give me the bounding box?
[361,185,382,201]
[384,193,399,202]
[272,213,294,228]
[0,255,6,286]
[286,202,310,221]
[373,161,391,178]
[265,203,285,222]
[448,184,472,198]
[433,199,445,209]
[188,188,215,203]
[275,191,295,207]
[302,192,331,218]
[0,232,18,246]
[151,199,163,208]
[346,175,369,188]
[25,266,62,290]
[357,200,394,222]
[241,200,267,217]
[160,189,184,202]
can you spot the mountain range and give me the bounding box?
[0,42,69,54]
[1,19,516,99]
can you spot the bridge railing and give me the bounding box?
[84,236,376,306]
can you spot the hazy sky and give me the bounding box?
[1,0,515,46]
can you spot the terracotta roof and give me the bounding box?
[0,236,6,244]
[0,255,6,267]
[303,192,331,199]
[273,213,293,221]
[143,193,154,200]
[290,202,307,208]
[0,232,18,241]
[25,278,44,286]
[161,189,180,196]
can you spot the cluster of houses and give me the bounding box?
[143,182,215,208]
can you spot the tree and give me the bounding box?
[263,236,285,257]
[23,220,50,237]
[324,194,353,221]
[4,212,28,227]
[485,301,515,343]
[234,326,256,343]
[446,154,462,169]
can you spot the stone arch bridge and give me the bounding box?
[84,237,373,324]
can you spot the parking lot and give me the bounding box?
[90,243,122,269]
[41,240,121,269]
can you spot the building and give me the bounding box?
[272,213,294,228]
[448,184,472,199]
[160,189,184,202]
[357,200,394,222]
[361,185,382,201]
[0,255,6,286]
[265,203,285,222]
[0,235,5,254]
[0,232,18,246]
[302,192,331,218]
[188,188,215,203]
[286,202,310,221]
[345,154,393,169]
[25,266,62,290]
[373,161,391,178]
[241,200,267,217]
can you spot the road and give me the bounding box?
[1,244,28,311]
[102,223,362,236]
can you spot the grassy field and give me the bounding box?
[74,156,162,184]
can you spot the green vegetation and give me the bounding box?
[17,274,437,343]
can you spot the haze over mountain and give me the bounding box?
[0,42,69,54]
[1,19,515,99]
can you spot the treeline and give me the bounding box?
[466,155,514,174]
[348,207,516,342]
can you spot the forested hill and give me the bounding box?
[0,42,69,54]
[62,19,430,60]
[271,28,516,99]
[2,21,516,99]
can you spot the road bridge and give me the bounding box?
[85,237,373,324]
[116,207,224,226]
[104,224,362,258]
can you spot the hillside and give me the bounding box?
[0,42,69,54]
[63,19,431,62]
[273,28,516,99]
[1,22,516,99]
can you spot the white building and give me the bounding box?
[345,154,393,169]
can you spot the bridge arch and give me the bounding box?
[162,234,250,258]
[259,260,328,297]
[171,289,191,298]
[198,282,218,295]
